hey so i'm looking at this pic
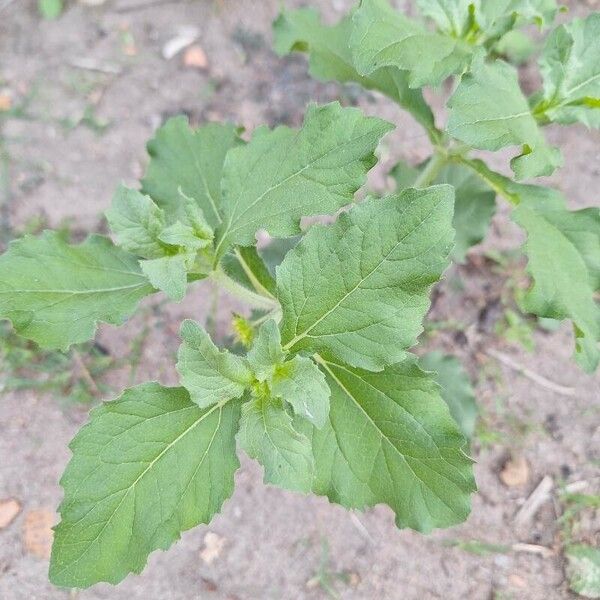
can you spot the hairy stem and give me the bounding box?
[413,151,447,188]
[211,267,279,311]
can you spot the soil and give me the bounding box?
[0,1,599,599]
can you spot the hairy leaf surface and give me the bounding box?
[273,8,436,136]
[0,232,154,350]
[296,358,475,531]
[177,320,253,408]
[214,102,392,254]
[50,383,241,587]
[141,117,240,227]
[447,57,561,179]
[513,200,600,371]
[392,161,496,262]
[538,14,600,128]
[238,396,314,492]
[351,0,472,88]
[277,186,454,371]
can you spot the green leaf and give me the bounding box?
[221,246,277,298]
[106,186,213,300]
[420,351,478,440]
[247,319,286,380]
[237,396,314,493]
[141,117,240,228]
[246,321,330,427]
[447,57,561,179]
[296,357,475,531]
[38,0,63,19]
[272,356,331,429]
[392,161,496,262]
[177,319,253,408]
[140,255,189,302]
[416,0,474,36]
[273,7,437,137]
[0,232,154,350]
[538,14,600,128]
[351,0,472,88]
[277,186,455,371]
[513,199,600,372]
[214,102,393,255]
[566,544,600,598]
[106,186,167,259]
[49,383,241,587]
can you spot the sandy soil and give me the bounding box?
[0,1,599,599]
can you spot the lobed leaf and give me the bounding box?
[351,0,472,88]
[49,383,241,587]
[214,102,393,255]
[538,14,600,128]
[296,357,476,531]
[513,199,600,372]
[273,7,436,137]
[177,320,253,408]
[277,186,455,371]
[392,161,496,262]
[0,232,154,350]
[141,117,240,228]
[237,396,314,493]
[447,57,561,179]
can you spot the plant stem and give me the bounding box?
[234,247,277,300]
[210,267,279,311]
[413,151,447,188]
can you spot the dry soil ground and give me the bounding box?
[0,1,599,599]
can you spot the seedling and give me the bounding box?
[0,0,597,590]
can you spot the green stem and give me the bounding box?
[234,247,277,300]
[210,267,279,311]
[413,151,447,188]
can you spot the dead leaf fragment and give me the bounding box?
[500,455,530,487]
[162,26,199,60]
[0,499,21,528]
[200,532,226,565]
[23,509,54,559]
[0,93,12,112]
[183,45,208,70]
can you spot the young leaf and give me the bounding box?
[237,396,314,493]
[247,319,286,380]
[38,0,63,20]
[513,200,600,372]
[538,14,600,128]
[246,320,331,428]
[140,255,189,302]
[141,117,240,227]
[49,383,241,587]
[0,232,154,350]
[447,57,561,179]
[351,0,472,88]
[277,186,455,371]
[214,102,393,255]
[177,320,253,408]
[273,7,437,137]
[392,161,496,262]
[296,357,475,531]
[271,356,330,429]
[420,351,478,440]
[106,186,167,258]
[106,186,213,301]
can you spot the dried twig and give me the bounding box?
[486,348,576,397]
[69,58,122,75]
[512,543,555,558]
[514,475,554,527]
[114,0,187,13]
